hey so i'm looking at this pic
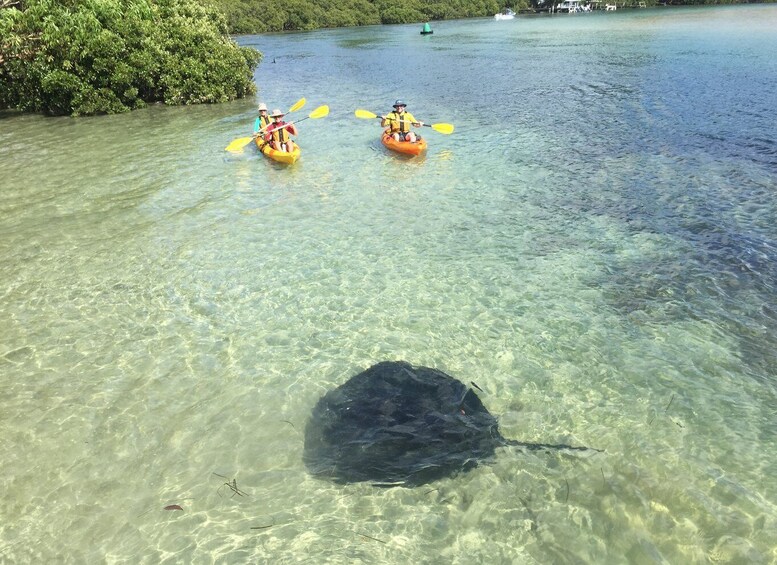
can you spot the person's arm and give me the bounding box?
[287,123,298,136]
[253,117,262,133]
[408,113,423,127]
[380,112,393,128]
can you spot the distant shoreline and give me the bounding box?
[221,2,776,35]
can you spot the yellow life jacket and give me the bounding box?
[387,110,416,133]
[255,114,271,133]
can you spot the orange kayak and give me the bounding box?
[255,138,300,164]
[381,130,427,156]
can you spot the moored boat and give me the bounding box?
[494,8,515,20]
[381,130,427,156]
[255,138,301,164]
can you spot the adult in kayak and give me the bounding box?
[264,109,298,153]
[381,100,424,143]
[254,103,271,135]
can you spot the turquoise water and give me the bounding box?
[2,5,776,563]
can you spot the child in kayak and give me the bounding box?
[381,100,423,142]
[264,109,298,152]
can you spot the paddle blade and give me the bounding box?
[431,123,454,135]
[355,109,378,120]
[310,105,329,119]
[289,97,306,113]
[225,136,254,152]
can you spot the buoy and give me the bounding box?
[420,22,433,35]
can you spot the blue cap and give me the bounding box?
[393,100,407,108]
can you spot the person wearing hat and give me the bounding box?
[253,103,271,136]
[381,100,423,143]
[264,108,298,153]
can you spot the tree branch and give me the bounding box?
[0,0,22,10]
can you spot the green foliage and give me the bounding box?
[213,0,381,33]
[372,0,423,24]
[0,0,262,115]
[318,0,380,27]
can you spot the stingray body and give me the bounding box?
[303,361,591,487]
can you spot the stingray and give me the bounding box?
[303,361,598,487]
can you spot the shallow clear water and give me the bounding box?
[2,5,777,563]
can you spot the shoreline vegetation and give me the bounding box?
[0,0,261,116]
[211,0,773,34]
[1,0,772,116]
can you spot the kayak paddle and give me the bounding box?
[225,97,307,152]
[269,104,330,133]
[354,109,454,134]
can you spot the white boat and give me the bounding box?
[494,8,515,20]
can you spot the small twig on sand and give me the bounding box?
[358,532,387,544]
[649,393,676,425]
[213,473,249,498]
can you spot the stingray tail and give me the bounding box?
[502,438,604,453]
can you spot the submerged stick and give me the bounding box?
[357,532,387,544]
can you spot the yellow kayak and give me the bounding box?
[255,138,301,164]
